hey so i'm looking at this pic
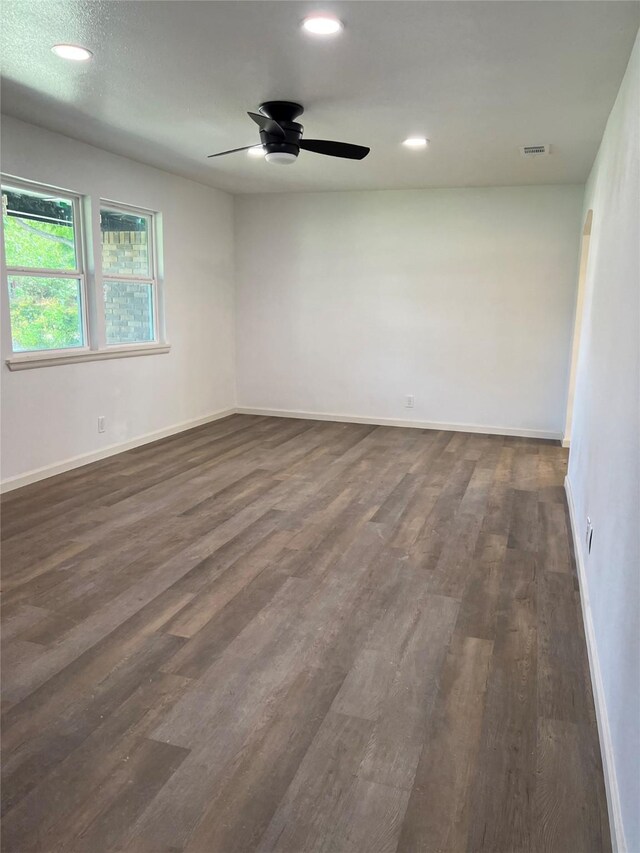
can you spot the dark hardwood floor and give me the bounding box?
[1,414,610,852]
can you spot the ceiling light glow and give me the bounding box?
[403,137,429,148]
[51,44,93,61]
[302,16,343,35]
[247,146,265,158]
[265,151,298,165]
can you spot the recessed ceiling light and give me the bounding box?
[403,137,429,148]
[302,15,344,35]
[51,44,93,61]
[247,146,265,158]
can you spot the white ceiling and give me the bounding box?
[1,1,638,193]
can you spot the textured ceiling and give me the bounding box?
[1,1,638,193]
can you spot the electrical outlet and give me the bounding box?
[98,416,106,434]
[405,395,415,408]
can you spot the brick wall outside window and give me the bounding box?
[102,231,153,343]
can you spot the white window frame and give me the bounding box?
[100,200,163,348]
[2,175,169,370]
[2,176,91,358]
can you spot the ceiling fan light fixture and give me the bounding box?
[265,151,298,165]
[207,101,369,163]
[51,44,93,61]
[403,137,429,148]
[301,15,343,35]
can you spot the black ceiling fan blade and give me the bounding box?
[207,146,259,158]
[299,140,370,160]
[248,112,285,138]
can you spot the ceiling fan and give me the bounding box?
[208,101,370,165]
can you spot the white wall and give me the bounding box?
[235,185,583,437]
[566,31,640,853]
[1,116,236,487]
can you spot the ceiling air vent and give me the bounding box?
[520,144,551,157]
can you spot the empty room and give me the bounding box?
[1,1,639,851]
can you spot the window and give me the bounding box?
[101,205,158,345]
[1,176,167,369]
[2,182,87,353]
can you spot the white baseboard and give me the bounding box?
[0,408,236,493]
[564,475,626,853]
[236,406,562,441]
[562,437,571,448]
[0,406,561,494]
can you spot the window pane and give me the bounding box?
[104,281,155,344]
[101,209,150,277]
[2,187,77,270]
[8,276,84,352]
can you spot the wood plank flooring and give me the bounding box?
[1,415,611,852]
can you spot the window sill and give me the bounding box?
[6,344,171,371]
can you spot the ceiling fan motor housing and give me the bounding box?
[259,102,304,162]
